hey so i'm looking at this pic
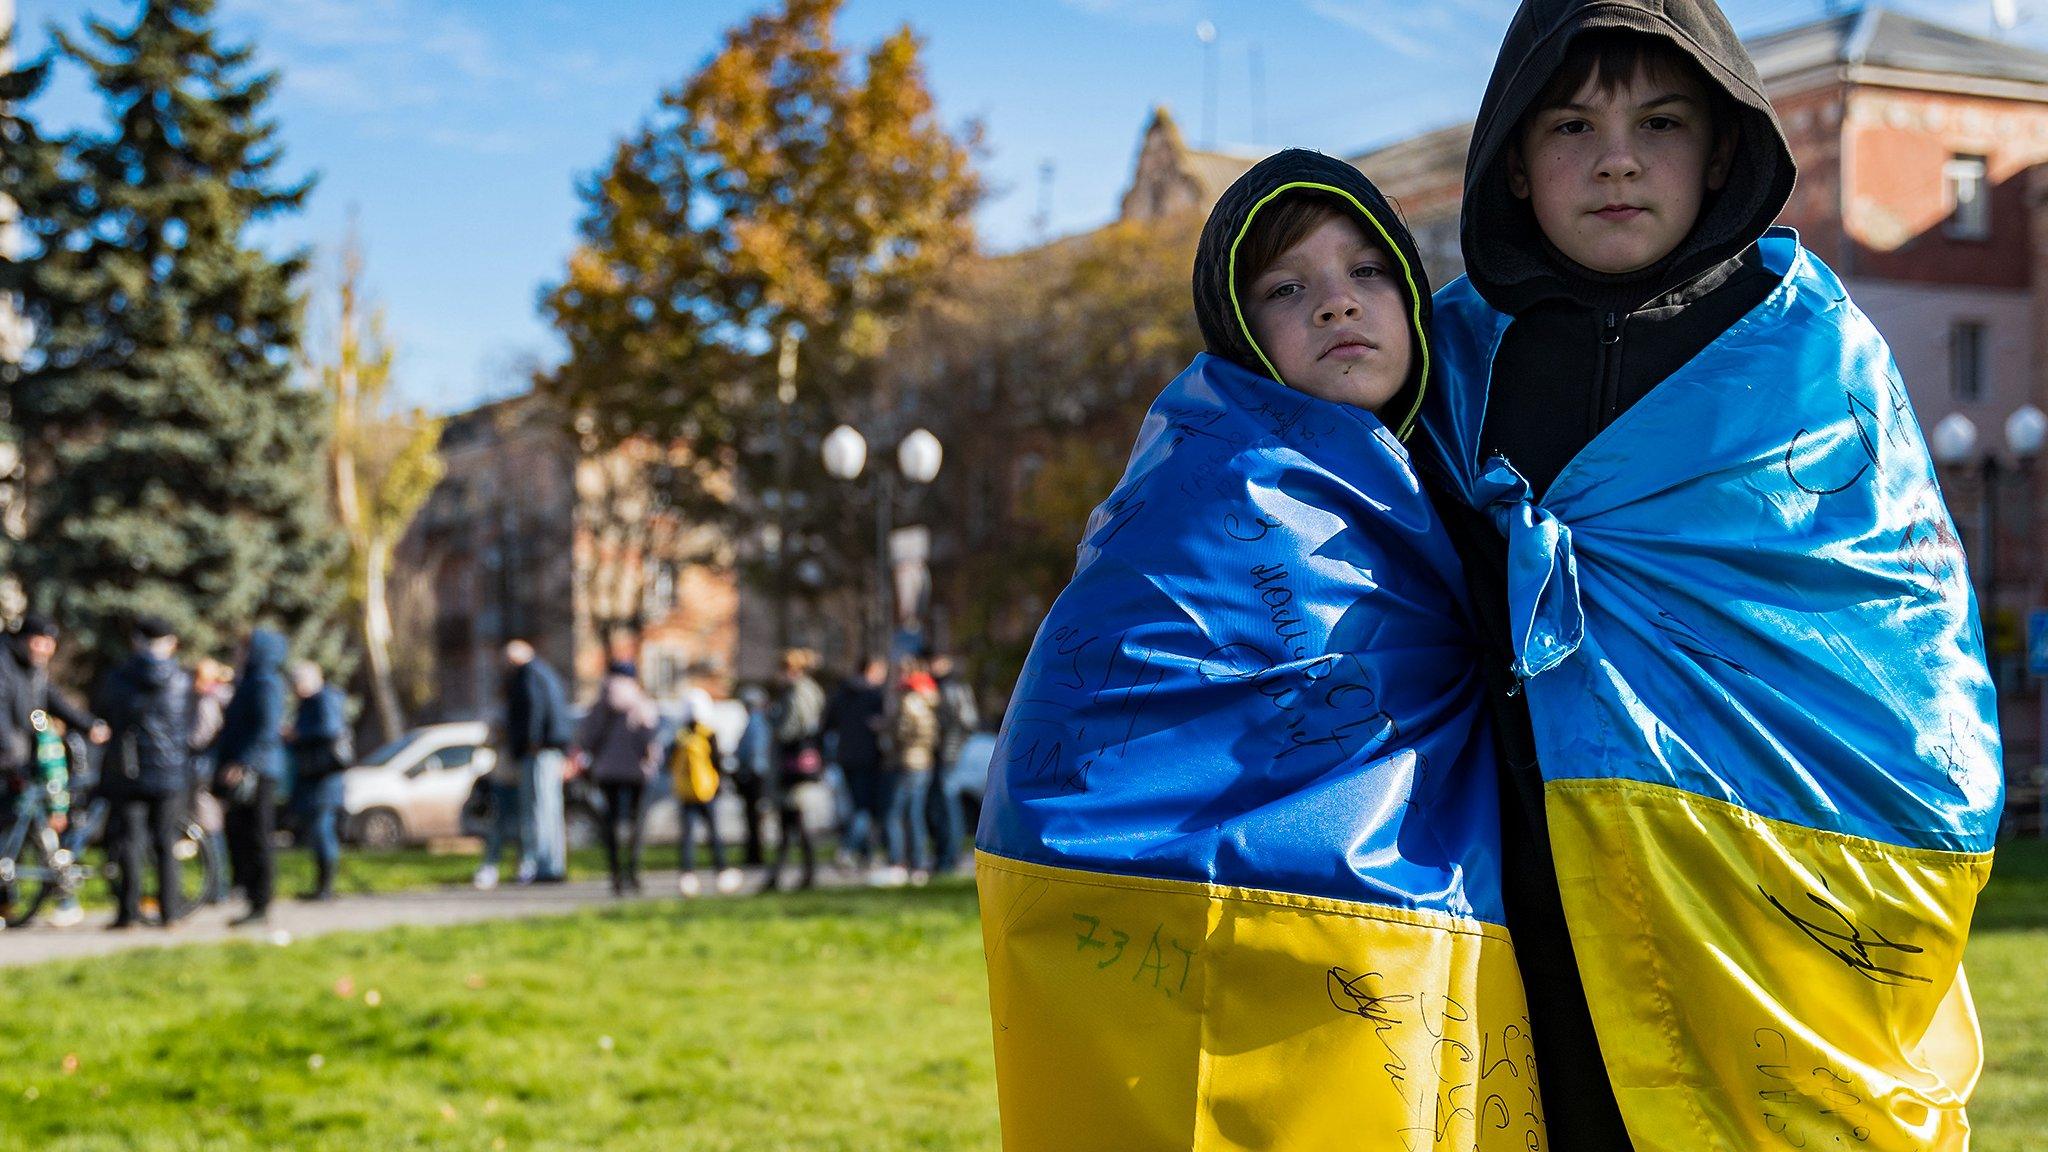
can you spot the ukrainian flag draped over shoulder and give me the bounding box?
[1422,230,2003,1152]
[976,353,1542,1151]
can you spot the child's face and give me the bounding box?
[1509,61,1732,275]
[1244,214,1412,412]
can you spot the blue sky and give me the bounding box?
[11,0,2041,411]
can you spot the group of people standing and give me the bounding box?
[488,641,984,899]
[802,650,979,889]
[0,613,352,931]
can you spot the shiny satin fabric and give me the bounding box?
[976,352,1541,1150]
[1423,230,2002,1151]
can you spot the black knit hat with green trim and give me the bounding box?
[1192,148,1433,439]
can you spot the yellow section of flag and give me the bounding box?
[978,853,1544,1151]
[1546,778,1992,1152]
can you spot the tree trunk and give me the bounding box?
[361,537,405,743]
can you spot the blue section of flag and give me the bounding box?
[977,353,1506,925]
[1423,230,2003,855]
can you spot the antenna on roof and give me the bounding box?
[1249,43,1265,146]
[1196,20,1218,149]
[1031,161,1055,243]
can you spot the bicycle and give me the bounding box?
[0,735,222,928]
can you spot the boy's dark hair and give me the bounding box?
[1525,28,1734,134]
[1232,191,1356,300]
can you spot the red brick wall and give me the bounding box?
[1839,86,2048,287]
[1772,85,1849,269]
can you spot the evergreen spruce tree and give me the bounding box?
[2,0,345,673]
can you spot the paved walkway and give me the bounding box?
[0,866,815,969]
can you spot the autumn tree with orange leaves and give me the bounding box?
[541,0,981,517]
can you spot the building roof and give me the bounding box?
[1748,5,2048,88]
[1182,146,1261,204]
[1342,121,1473,199]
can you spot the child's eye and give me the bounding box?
[1643,115,1681,131]
[1553,119,1591,136]
[1265,282,1302,301]
[1353,264,1386,280]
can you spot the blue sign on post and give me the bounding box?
[2028,609,2048,677]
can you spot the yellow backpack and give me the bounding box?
[670,721,720,805]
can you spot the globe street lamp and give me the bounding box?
[823,424,944,658]
[1934,404,2048,785]
[1932,407,2048,614]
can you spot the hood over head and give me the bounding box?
[1193,148,1434,439]
[243,628,287,676]
[1461,0,1796,313]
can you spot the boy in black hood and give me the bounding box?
[1431,7,1793,1145]
[1422,2,1999,1150]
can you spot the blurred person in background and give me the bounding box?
[472,724,524,890]
[882,662,940,887]
[501,639,572,884]
[747,683,807,892]
[927,653,979,876]
[766,657,826,892]
[187,658,233,905]
[825,656,889,874]
[674,685,741,896]
[285,661,351,903]
[95,615,191,929]
[214,629,289,927]
[577,659,659,896]
[0,615,107,929]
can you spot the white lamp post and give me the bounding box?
[897,428,943,485]
[821,424,944,657]
[1931,413,1980,465]
[2004,404,2047,460]
[822,424,868,482]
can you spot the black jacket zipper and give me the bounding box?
[1594,309,1625,435]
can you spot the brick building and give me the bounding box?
[391,394,739,718]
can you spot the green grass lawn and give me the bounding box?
[3,845,2046,1149]
[0,881,999,1151]
[1967,838,2048,1150]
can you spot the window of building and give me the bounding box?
[1950,320,1987,402]
[1944,155,1990,240]
[647,562,678,616]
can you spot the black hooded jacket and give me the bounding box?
[1458,0,1797,496]
[96,650,193,799]
[1192,149,1433,439]
[1420,3,1798,1148]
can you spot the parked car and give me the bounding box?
[950,731,998,837]
[341,721,496,848]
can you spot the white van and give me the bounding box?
[341,721,497,848]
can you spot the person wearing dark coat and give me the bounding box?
[501,639,572,883]
[748,683,815,892]
[1415,2,1799,1146]
[824,656,889,870]
[93,615,193,929]
[0,615,105,784]
[286,661,351,902]
[213,628,289,926]
[0,615,107,924]
[574,660,659,895]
